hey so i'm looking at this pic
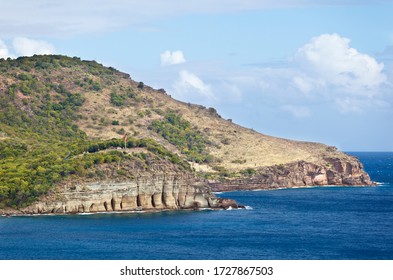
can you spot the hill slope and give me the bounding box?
[0,55,373,213]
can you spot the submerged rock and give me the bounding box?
[217,198,244,209]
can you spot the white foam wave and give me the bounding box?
[224,206,252,211]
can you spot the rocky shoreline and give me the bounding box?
[0,156,374,217]
[0,198,243,217]
[209,157,375,192]
[0,173,242,216]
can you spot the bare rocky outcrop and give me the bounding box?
[18,173,226,215]
[209,156,374,192]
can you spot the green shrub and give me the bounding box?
[137,82,144,89]
[110,91,126,106]
[231,159,246,164]
[148,112,211,163]
[241,168,256,176]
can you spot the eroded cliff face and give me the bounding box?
[0,154,373,216]
[209,156,374,192]
[20,172,234,214]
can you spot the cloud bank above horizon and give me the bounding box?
[0,0,390,37]
[167,33,390,116]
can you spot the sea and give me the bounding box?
[0,152,392,260]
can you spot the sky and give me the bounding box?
[1,0,393,151]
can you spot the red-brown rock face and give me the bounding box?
[209,156,374,192]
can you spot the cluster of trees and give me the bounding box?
[74,77,102,91]
[148,112,213,163]
[86,137,189,169]
[110,88,140,107]
[0,55,120,77]
[1,81,86,140]
[0,143,133,208]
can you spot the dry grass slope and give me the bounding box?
[72,68,349,172]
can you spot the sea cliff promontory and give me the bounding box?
[0,55,373,215]
[209,156,373,192]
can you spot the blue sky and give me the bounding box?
[1,0,393,151]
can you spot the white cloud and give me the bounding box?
[0,1,385,37]
[166,34,390,114]
[335,96,390,114]
[160,50,186,66]
[12,37,55,57]
[0,40,10,58]
[173,70,214,100]
[292,75,314,94]
[295,33,386,92]
[281,105,312,118]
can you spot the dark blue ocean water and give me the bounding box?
[0,152,392,260]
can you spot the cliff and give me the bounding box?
[209,156,373,192]
[23,174,226,214]
[1,160,239,215]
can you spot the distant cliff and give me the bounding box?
[209,156,374,192]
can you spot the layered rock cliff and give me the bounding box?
[1,159,239,215]
[209,156,373,192]
[24,173,217,214]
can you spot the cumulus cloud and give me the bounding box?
[292,75,315,94]
[0,40,10,58]
[173,70,214,100]
[207,33,390,114]
[295,33,386,92]
[289,33,389,113]
[160,50,186,66]
[12,37,55,56]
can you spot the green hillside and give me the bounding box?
[0,55,189,207]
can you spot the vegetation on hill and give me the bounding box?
[0,55,190,208]
[149,112,214,163]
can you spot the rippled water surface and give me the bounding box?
[1,152,392,260]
